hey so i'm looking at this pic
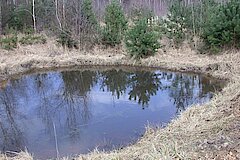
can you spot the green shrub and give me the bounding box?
[130,7,163,39]
[57,30,78,49]
[19,35,46,45]
[189,0,217,35]
[23,27,34,35]
[161,1,190,47]
[201,0,240,53]
[81,0,97,28]
[79,0,99,49]
[129,6,153,22]
[125,18,161,59]
[8,5,33,31]
[4,27,18,35]
[101,0,127,46]
[0,34,18,50]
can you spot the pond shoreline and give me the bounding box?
[0,64,224,86]
[0,43,239,159]
[0,43,229,81]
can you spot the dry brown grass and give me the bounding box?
[0,151,33,160]
[0,42,239,159]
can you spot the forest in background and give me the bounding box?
[0,0,239,57]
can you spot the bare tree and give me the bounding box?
[55,0,62,29]
[0,2,2,35]
[32,0,36,33]
[62,0,66,27]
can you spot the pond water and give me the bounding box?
[0,67,223,159]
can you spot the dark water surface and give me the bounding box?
[0,67,223,159]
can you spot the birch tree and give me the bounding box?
[0,2,2,35]
[32,0,36,33]
[62,0,66,28]
[55,0,62,29]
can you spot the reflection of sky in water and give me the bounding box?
[0,69,223,159]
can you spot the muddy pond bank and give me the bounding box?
[0,43,230,81]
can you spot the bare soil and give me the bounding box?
[0,42,239,160]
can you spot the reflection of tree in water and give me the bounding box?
[165,73,221,114]
[100,70,130,99]
[199,76,223,98]
[60,71,97,138]
[0,88,24,153]
[62,71,97,98]
[61,71,97,122]
[167,73,196,113]
[0,69,223,153]
[32,71,97,139]
[34,74,56,134]
[99,70,170,108]
[128,71,162,108]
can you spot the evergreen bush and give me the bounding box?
[0,34,18,50]
[161,0,189,47]
[19,35,46,45]
[81,0,97,28]
[8,5,32,31]
[129,6,153,22]
[80,0,99,49]
[57,30,78,49]
[125,18,160,59]
[101,0,127,46]
[23,27,34,35]
[202,0,240,53]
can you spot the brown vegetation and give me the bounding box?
[0,42,239,159]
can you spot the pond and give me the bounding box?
[0,67,223,159]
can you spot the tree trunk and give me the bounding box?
[191,0,196,48]
[32,0,37,33]
[0,1,2,35]
[62,0,66,28]
[55,0,62,29]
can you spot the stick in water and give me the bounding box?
[53,121,60,159]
